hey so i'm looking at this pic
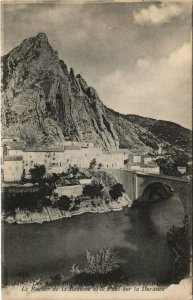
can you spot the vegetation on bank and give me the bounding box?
[154,153,191,177]
[2,248,128,288]
[167,216,190,283]
[2,165,127,220]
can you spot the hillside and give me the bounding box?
[1,33,192,157]
[106,109,191,156]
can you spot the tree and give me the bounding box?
[89,158,97,169]
[29,164,46,180]
[85,248,119,274]
[154,157,181,177]
[98,163,102,169]
[67,164,79,177]
[109,183,125,200]
[55,195,71,211]
[51,173,60,188]
[70,248,119,276]
[21,169,26,181]
[82,183,103,199]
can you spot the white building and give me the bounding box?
[126,153,160,174]
[3,156,23,182]
[2,140,136,180]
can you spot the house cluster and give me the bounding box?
[1,136,160,182]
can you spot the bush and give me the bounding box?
[29,164,46,180]
[154,157,182,177]
[91,201,96,207]
[2,185,54,214]
[41,197,52,207]
[55,195,71,211]
[82,183,103,199]
[85,249,119,274]
[67,165,79,177]
[89,159,97,169]
[109,183,125,200]
[50,274,62,284]
[70,248,119,277]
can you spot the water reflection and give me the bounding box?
[3,196,182,285]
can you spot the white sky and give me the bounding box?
[1,1,192,129]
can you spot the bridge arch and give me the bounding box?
[140,181,174,204]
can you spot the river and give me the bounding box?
[2,193,185,285]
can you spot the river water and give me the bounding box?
[2,194,185,285]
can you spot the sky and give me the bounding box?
[1,1,192,129]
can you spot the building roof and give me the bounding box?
[64,146,81,150]
[24,147,64,152]
[142,154,155,158]
[3,142,25,149]
[4,156,23,161]
[116,149,130,153]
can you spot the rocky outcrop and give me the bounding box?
[1,33,191,155]
[1,33,118,149]
[3,193,131,224]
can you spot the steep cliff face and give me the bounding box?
[1,33,191,156]
[1,33,119,149]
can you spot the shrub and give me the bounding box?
[154,157,181,177]
[85,248,119,274]
[89,158,97,169]
[50,274,62,284]
[67,165,79,177]
[41,197,52,207]
[91,201,96,207]
[55,195,71,211]
[69,248,120,286]
[29,164,46,180]
[70,264,82,275]
[109,183,125,200]
[82,183,103,199]
[74,197,81,206]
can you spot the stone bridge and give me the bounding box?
[106,169,191,212]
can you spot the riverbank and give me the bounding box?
[2,205,174,287]
[3,194,132,224]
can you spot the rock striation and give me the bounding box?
[1,33,119,149]
[1,33,191,156]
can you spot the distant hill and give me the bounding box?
[1,33,192,158]
[106,109,191,154]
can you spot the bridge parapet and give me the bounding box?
[104,169,191,213]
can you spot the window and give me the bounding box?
[67,159,69,162]
[133,156,141,164]
[60,163,61,166]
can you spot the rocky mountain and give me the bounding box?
[106,109,192,157]
[1,33,192,157]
